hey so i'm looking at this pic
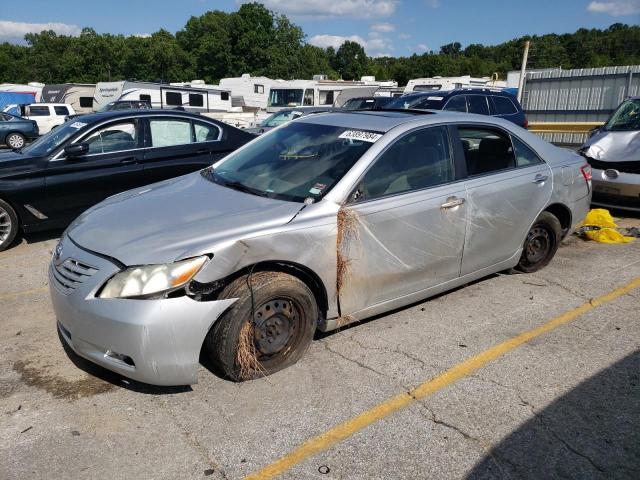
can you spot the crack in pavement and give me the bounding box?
[322,342,392,381]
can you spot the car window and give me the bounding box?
[150,118,192,147]
[0,114,10,121]
[355,126,453,201]
[28,106,50,116]
[84,121,137,155]
[54,106,70,116]
[194,121,220,142]
[466,95,490,115]
[604,98,640,131]
[443,95,467,112]
[458,127,515,176]
[512,136,542,167]
[492,96,518,115]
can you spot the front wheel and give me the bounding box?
[6,132,25,149]
[205,271,318,381]
[515,211,562,273]
[0,199,19,251]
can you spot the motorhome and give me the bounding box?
[0,83,44,101]
[93,81,232,112]
[404,75,507,93]
[41,84,96,114]
[219,74,278,111]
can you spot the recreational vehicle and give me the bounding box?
[0,83,44,102]
[94,81,232,112]
[41,84,96,114]
[219,74,278,111]
[404,75,507,93]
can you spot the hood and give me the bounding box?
[67,172,304,265]
[581,129,640,163]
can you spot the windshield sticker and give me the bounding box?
[339,130,382,143]
[427,96,444,101]
[69,122,87,129]
[308,183,327,195]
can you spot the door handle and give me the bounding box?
[120,157,137,165]
[440,196,465,209]
[532,174,548,184]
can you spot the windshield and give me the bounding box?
[268,89,303,108]
[604,99,640,131]
[386,95,444,110]
[97,102,117,112]
[343,98,375,110]
[204,122,381,203]
[22,121,82,156]
[261,110,303,127]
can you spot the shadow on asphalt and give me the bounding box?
[466,350,640,479]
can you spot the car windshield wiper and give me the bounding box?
[203,168,269,198]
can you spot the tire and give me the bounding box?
[6,132,25,149]
[0,199,19,251]
[515,211,561,273]
[206,271,318,381]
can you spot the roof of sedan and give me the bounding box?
[69,109,206,124]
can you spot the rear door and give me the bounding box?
[454,125,553,275]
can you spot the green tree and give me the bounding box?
[333,41,368,80]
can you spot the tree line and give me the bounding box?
[1,2,638,86]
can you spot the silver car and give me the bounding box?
[580,97,640,211]
[49,110,592,385]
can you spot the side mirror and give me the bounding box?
[64,142,89,158]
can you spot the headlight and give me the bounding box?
[99,256,208,299]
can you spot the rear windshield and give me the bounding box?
[604,99,640,131]
[204,122,381,203]
[386,95,444,110]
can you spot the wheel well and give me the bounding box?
[0,195,21,233]
[544,203,572,237]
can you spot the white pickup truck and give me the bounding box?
[2,103,75,134]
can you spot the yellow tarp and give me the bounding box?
[581,209,635,244]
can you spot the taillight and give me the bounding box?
[523,117,529,129]
[581,164,592,182]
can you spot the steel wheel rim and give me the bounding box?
[252,297,304,364]
[7,134,24,149]
[0,206,12,243]
[524,225,551,264]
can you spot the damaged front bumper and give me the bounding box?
[591,168,640,212]
[49,236,236,386]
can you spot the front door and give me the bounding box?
[44,119,144,224]
[338,125,467,316]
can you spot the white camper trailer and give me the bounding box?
[219,74,277,111]
[404,75,507,93]
[0,83,44,101]
[41,84,96,114]
[94,81,232,112]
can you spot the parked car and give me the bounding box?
[244,106,336,135]
[2,103,75,134]
[0,112,39,149]
[98,100,153,112]
[341,96,395,111]
[386,89,528,128]
[49,110,591,386]
[0,109,255,250]
[579,97,640,211]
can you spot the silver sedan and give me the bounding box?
[49,110,592,385]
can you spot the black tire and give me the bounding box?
[0,198,19,251]
[515,211,561,273]
[5,132,25,149]
[206,271,318,381]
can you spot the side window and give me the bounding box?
[189,94,204,107]
[149,118,192,147]
[84,121,137,155]
[140,94,151,102]
[466,95,489,115]
[443,95,467,112]
[491,96,518,115]
[79,97,93,108]
[512,136,542,167]
[356,126,453,201]
[54,106,70,116]
[194,121,220,142]
[458,127,515,176]
[303,89,314,106]
[254,84,264,94]
[28,106,50,116]
[221,92,230,101]
[165,92,182,106]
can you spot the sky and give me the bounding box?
[0,0,639,57]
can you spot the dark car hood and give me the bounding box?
[0,151,27,164]
[581,129,640,163]
[67,172,304,265]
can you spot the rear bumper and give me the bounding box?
[591,168,640,212]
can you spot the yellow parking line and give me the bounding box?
[245,276,640,480]
[0,286,49,301]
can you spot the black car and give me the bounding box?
[0,109,255,250]
[341,96,395,111]
[0,112,39,149]
[386,89,528,128]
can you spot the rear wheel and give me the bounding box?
[206,271,318,381]
[515,211,561,273]
[0,199,19,251]
[6,132,25,149]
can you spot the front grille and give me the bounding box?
[586,158,640,174]
[52,258,98,294]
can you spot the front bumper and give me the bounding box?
[49,235,236,386]
[591,168,640,212]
